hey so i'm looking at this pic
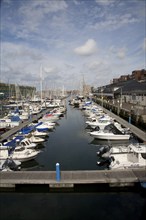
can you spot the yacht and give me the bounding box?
[89,124,130,140]
[110,143,146,169]
[0,146,40,162]
[97,143,146,169]
[86,115,113,130]
[35,121,55,131]
[32,130,49,138]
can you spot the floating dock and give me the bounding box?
[0,169,146,191]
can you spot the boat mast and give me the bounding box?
[40,65,43,105]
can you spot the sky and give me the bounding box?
[1,0,146,91]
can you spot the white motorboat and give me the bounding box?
[32,130,49,138]
[86,115,113,129]
[35,122,55,131]
[14,136,37,149]
[1,136,37,151]
[97,143,146,169]
[109,143,146,169]
[0,147,40,162]
[40,113,59,123]
[89,124,130,140]
[19,129,45,143]
[90,130,130,140]
[97,144,129,158]
[28,135,45,144]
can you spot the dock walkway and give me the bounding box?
[103,107,146,142]
[0,169,146,190]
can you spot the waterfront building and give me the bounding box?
[92,69,146,125]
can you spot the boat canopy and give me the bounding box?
[104,124,123,135]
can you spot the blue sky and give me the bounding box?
[1,0,146,90]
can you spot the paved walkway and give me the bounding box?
[0,169,146,189]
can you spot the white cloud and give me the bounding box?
[74,39,97,56]
[90,12,139,31]
[13,0,68,38]
[1,0,145,89]
[95,0,116,6]
[109,46,126,59]
[117,48,126,59]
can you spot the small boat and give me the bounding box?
[39,113,59,123]
[19,127,45,143]
[90,124,130,140]
[19,124,49,138]
[97,143,146,169]
[0,147,41,162]
[35,122,55,131]
[86,115,113,130]
[14,135,37,149]
[32,130,49,138]
[28,135,45,144]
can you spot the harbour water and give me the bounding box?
[0,99,145,220]
[22,99,131,171]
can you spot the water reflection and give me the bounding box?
[21,99,140,171]
[90,139,130,146]
[21,159,39,170]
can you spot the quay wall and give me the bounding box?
[93,98,146,131]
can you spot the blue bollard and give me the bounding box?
[56,163,60,181]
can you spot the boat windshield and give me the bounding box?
[141,153,146,159]
[15,146,25,152]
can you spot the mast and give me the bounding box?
[40,65,43,105]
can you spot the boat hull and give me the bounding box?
[90,132,130,140]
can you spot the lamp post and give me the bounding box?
[100,88,103,108]
[117,100,120,115]
[120,87,122,108]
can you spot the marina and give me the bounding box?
[0,97,146,184]
[1,1,146,219]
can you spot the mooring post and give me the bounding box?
[56,163,61,181]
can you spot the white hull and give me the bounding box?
[32,131,49,137]
[90,131,130,140]
[0,151,39,162]
[110,152,146,169]
[86,121,110,129]
[11,152,39,162]
[0,150,40,162]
